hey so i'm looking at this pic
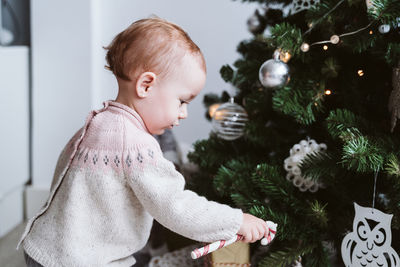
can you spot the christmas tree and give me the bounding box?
[187,0,400,266]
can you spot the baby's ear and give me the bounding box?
[136,72,156,98]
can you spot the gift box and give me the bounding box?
[205,241,250,267]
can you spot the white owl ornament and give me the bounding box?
[341,203,399,267]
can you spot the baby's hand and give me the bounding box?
[238,213,268,243]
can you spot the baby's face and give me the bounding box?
[141,54,206,135]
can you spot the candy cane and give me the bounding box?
[191,221,277,260]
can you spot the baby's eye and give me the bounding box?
[180,100,188,105]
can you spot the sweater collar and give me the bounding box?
[103,100,150,133]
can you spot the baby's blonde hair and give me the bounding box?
[104,17,206,82]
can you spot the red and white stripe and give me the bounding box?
[191,221,277,260]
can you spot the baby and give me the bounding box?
[18,17,268,266]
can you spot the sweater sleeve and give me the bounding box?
[124,144,243,243]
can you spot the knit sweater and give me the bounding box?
[18,101,243,267]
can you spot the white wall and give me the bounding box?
[0,46,29,237]
[31,0,258,192]
[31,0,93,188]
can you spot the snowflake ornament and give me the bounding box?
[284,139,327,192]
[290,0,320,15]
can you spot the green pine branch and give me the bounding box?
[326,109,368,140]
[213,159,256,197]
[340,135,384,172]
[308,200,329,228]
[368,0,400,24]
[302,244,331,267]
[299,151,338,184]
[220,64,235,83]
[273,81,325,125]
[251,164,298,205]
[270,23,303,56]
[248,205,308,241]
[351,31,379,54]
[385,153,400,177]
[231,192,264,210]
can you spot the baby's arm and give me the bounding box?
[125,145,243,242]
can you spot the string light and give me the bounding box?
[281,52,292,63]
[301,43,310,52]
[209,103,221,118]
[303,0,345,36]
[277,49,292,63]
[325,89,332,95]
[301,0,376,52]
[330,35,340,44]
[357,70,364,76]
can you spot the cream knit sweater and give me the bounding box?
[18,101,243,267]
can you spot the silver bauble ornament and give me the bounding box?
[379,24,390,34]
[259,50,290,88]
[212,98,248,141]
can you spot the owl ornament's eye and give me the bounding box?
[373,228,386,246]
[357,221,368,241]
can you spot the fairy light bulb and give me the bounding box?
[209,103,221,117]
[323,45,328,51]
[330,35,340,44]
[357,70,364,76]
[280,51,292,63]
[369,30,373,35]
[301,43,310,52]
[325,89,332,95]
[276,48,292,63]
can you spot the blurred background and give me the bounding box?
[0,0,258,266]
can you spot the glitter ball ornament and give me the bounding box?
[212,98,248,141]
[259,50,290,88]
[284,139,327,192]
